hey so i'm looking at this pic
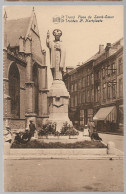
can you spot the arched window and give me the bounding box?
[32,64,39,114]
[9,63,20,118]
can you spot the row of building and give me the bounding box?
[64,39,123,132]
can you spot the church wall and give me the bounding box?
[31,30,43,63]
[16,63,26,119]
[41,92,48,116]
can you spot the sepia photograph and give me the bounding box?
[3,5,124,192]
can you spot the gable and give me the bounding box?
[27,13,43,63]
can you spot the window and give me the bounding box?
[91,89,94,102]
[103,83,106,100]
[118,58,123,75]
[119,78,123,98]
[75,95,78,106]
[107,82,111,99]
[71,96,75,107]
[112,62,116,74]
[96,70,100,79]
[87,75,90,86]
[112,80,116,98]
[91,73,94,85]
[75,83,77,91]
[78,80,81,90]
[78,93,81,105]
[83,91,85,103]
[102,68,105,78]
[107,65,111,76]
[87,90,90,102]
[9,63,20,118]
[97,85,100,101]
[95,85,100,102]
[71,84,73,92]
[83,77,85,88]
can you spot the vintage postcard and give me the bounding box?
[3,5,124,192]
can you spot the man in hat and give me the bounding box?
[29,120,36,137]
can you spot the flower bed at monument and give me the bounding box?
[38,122,79,136]
[11,140,106,149]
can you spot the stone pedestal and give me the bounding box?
[48,80,72,132]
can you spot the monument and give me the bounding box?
[46,29,72,132]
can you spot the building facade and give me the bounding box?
[63,38,123,132]
[3,10,48,130]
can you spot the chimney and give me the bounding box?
[99,45,104,53]
[105,43,111,51]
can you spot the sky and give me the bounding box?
[4,6,123,86]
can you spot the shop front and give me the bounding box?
[93,106,117,132]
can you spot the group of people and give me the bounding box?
[4,120,37,144]
[87,119,102,141]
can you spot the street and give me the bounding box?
[4,159,124,192]
[4,134,124,192]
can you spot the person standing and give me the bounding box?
[87,119,95,139]
[29,120,36,137]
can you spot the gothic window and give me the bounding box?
[9,63,20,118]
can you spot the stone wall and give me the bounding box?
[9,119,25,130]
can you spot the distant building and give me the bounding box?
[63,38,123,132]
[3,9,48,130]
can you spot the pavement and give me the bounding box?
[4,159,124,192]
[99,133,124,151]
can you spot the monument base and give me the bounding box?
[48,80,72,132]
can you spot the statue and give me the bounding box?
[47,29,71,131]
[46,29,66,80]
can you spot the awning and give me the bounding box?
[93,106,116,122]
[119,105,123,114]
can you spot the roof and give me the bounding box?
[66,38,123,76]
[81,39,123,68]
[5,17,30,47]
